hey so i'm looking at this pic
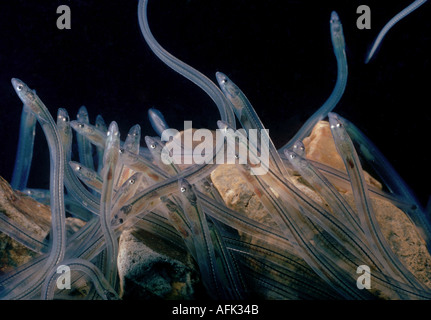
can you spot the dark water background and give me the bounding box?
[0,0,429,206]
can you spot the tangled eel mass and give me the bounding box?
[0,0,430,299]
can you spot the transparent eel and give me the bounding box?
[278,11,348,151]
[76,106,95,171]
[123,124,141,155]
[177,178,225,298]
[148,107,170,137]
[40,258,119,300]
[160,195,197,259]
[114,124,141,189]
[70,120,107,149]
[138,0,236,129]
[100,121,121,288]
[339,115,431,249]
[57,110,100,215]
[220,120,431,299]
[6,78,66,299]
[365,0,428,63]
[69,161,103,194]
[328,112,428,292]
[11,104,37,191]
[292,140,305,157]
[95,114,108,174]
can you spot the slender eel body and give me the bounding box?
[279,11,347,151]
[365,0,428,63]
[76,106,95,170]
[57,110,101,214]
[100,122,121,288]
[95,114,108,174]
[11,104,37,190]
[69,161,103,194]
[148,108,170,137]
[137,0,236,129]
[5,79,66,299]
[178,179,234,299]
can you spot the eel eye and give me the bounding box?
[180,187,186,193]
[16,84,23,91]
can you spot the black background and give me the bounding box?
[0,0,429,206]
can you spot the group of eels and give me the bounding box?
[0,0,429,299]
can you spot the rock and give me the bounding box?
[117,227,203,299]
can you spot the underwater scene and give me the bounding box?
[0,0,430,301]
